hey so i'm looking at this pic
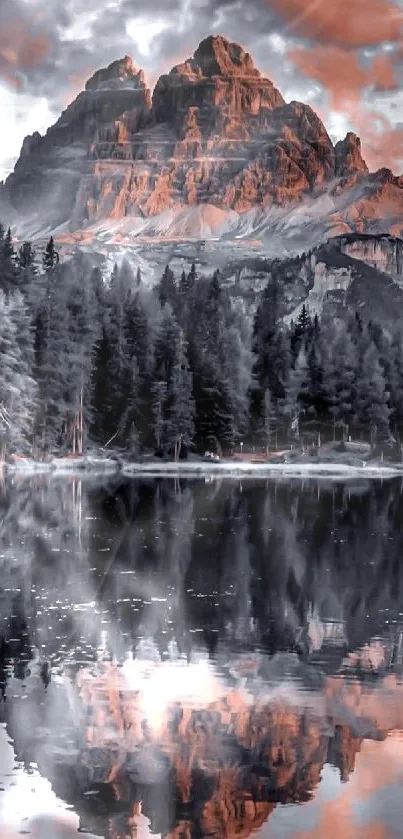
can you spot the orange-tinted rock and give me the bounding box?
[152,35,285,131]
[335,132,369,180]
[2,35,403,242]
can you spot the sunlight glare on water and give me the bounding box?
[0,475,402,838]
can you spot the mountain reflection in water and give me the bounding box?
[0,475,402,838]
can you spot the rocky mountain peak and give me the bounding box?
[85,55,146,91]
[19,131,42,159]
[152,35,284,126]
[166,34,264,83]
[192,34,260,78]
[335,131,368,177]
[2,34,403,243]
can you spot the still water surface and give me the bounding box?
[0,475,402,838]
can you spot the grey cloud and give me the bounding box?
[0,0,355,127]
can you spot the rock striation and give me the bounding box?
[1,55,151,232]
[1,34,403,243]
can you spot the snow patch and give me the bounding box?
[5,455,120,477]
[121,461,403,480]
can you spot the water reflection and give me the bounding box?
[0,475,402,837]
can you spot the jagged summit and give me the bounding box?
[176,34,262,78]
[164,34,275,86]
[152,34,284,124]
[1,33,403,243]
[85,55,146,91]
[335,131,369,178]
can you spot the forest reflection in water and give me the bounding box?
[0,474,402,838]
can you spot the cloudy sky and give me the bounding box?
[0,0,403,180]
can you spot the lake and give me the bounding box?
[0,474,402,838]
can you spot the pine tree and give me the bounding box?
[158,265,177,308]
[91,325,112,444]
[3,228,14,261]
[123,291,151,380]
[34,243,68,450]
[387,328,403,426]
[177,265,196,330]
[260,388,278,453]
[35,280,70,451]
[0,292,38,455]
[42,237,59,272]
[252,276,289,406]
[150,309,195,454]
[322,322,357,436]
[154,306,182,381]
[90,266,105,309]
[307,340,326,418]
[0,227,18,293]
[118,355,140,449]
[18,242,38,301]
[282,347,310,432]
[291,303,312,357]
[354,341,390,440]
[18,242,36,271]
[98,262,134,443]
[188,262,196,285]
[118,258,136,294]
[193,360,235,453]
[151,380,167,450]
[189,273,236,450]
[224,307,255,435]
[165,332,195,458]
[63,254,101,453]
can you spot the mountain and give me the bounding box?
[271,232,403,327]
[193,232,403,328]
[1,35,403,251]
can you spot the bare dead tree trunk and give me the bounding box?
[175,435,183,462]
[79,385,84,455]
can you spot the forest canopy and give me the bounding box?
[0,223,401,460]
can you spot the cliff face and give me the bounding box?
[2,35,403,244]
[337,232,403,277]
[2,56,151,233]
[261,233,403,327]
[71,36,337,225]
[152,36,285,129]
[335,132,369,182]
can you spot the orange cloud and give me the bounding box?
[288,45,403,171]
[273,735,403,839]
[369,54,399,91]
[289,46,367,108]
[289,46,398,109]
[0,19,49,89]
[264,0,403,49]
[354,112,403,171]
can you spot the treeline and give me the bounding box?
[253,279,403,446]
[0,222,402,458]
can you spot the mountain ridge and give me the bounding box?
[1,34,402,250]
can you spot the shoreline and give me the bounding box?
[2,455,403,480]
[121,461,403,480]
